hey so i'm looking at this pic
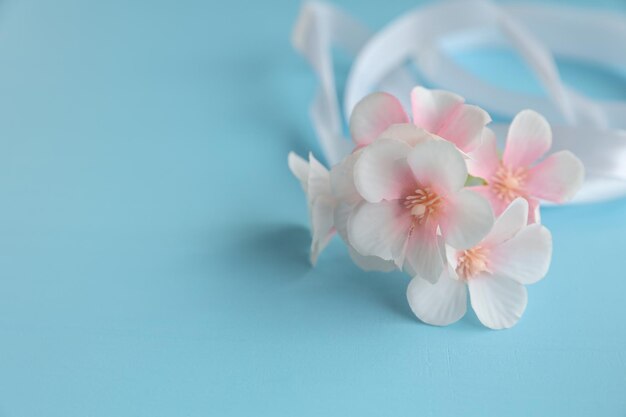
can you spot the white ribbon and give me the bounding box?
[292,0,626,204]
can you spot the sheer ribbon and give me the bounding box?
[292,0,626,204]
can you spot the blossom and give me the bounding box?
[288,152,335,265]
[406,198,552,329]
[330,150,396,272]
[347,137,494,283]
[349,87,491,153]
[468,110,584,222]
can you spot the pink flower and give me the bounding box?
[349,87,491,153]
[406,198,552,329]
[347,137,494,283]
[468,110,584,222]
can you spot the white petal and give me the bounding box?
[348,245,396,272]
[525,150,585,203]
[288,152,309,189]
[442,189,494,250]
[330,151,361,205]
[407,139,467,196]
[349,92,409,147]
[466,128,500,180]
[353,138,412,203]
[307,153,331,202]
[482,198,528,247]
[411,86,490,153]
[309,195,335,265]
[503,109,552,168]
[405,228,445,283]
[407,271,467,326]
[348,201,411,261]
[468,273,528,330]
[489,224,552,285]
[333,201,353,243]
[378,123,434,147]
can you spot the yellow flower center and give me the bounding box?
[491,164,527,203]
[456,246,490,280]
[404,187,442,224]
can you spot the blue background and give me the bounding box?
[0,0,625,415]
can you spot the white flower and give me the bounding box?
[406,198,552,329]
[288,152,335,265]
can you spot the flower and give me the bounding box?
[330,150,397,272]
[288,152,335,265]
[349,87,491,153]
[406,198,552,329]
[347,137,495,283]
[468,110,585,222]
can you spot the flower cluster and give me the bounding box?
[289,87,584,329]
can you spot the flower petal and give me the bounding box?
[466,128,500,180]
[407,139,468,196]
[525,150,585,203]
[410,86,490,153]
[288,152,309,189]
[378,123,434,147]
[353,138,412,203]
[441,189,494,250]
[348,200,411,261]
[482,198,528,248]
[468,273,528,330]
[405,226,445,283]
[309,195,335,265]
[333,201,352,243]
[469,185,510,217]
[349,92,409,147]
[330,151,361,205]
[407,271,467,326]
[503,109,552,168]
[307,152,331,202]
[348,245,396,272]
[489,224,552,285]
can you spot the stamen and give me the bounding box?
[491,164,527,203]
[456,246,490,280]
[404,187,442,224]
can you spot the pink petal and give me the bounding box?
[482,198,528,248]
[349,92,409,147]
[348,200,411,261]
[441,189,494,250]
[411,86,490,153]
[503,109,552,168]
[407,271,467,326]
[525,150,585,204]
[468,273,528,330]
[353,138,413,203]
[407,139,467,196]
[489,224,552,285]
[466,128,500,180]
[378,123,434,147]
[469,186,511,218]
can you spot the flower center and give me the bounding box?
[456,246,490,280]
[491,164,527,203]
[404,187,442,224]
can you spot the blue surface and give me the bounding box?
[0,0,625,416]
